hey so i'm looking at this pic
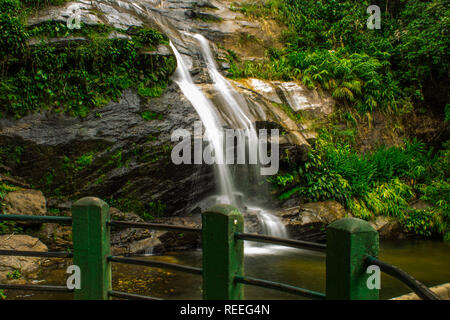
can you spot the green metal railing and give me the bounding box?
[0,197,441,300]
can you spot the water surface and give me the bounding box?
[7,240,449,300]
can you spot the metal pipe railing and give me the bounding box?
[0,284,73,292]
[0,201,441,301]
[108,256,203,275]
[108,290,163,300]
[234,275,326,300]
[0,250,73,258]
[108,220,201,234]
[365,256,441,300]
[0,214,72,224]
[235,232,326,252]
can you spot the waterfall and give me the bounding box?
[170,41,236,202]
[170,36,287,243]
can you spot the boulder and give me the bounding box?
[151,215,202,253]
[240,78,335,117]
[279,201,348,242]
[369,215,406,240]
[0,235,48,281]
[3,189,46,217]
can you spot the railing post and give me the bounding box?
[72,197,112,300]
[202,204,244,300]
[326,217,379,300]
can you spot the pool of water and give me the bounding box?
[6,240,449,300]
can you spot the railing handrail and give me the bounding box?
[108,220,201,233]
[108,290,163,300]
[365,256,441,300]
[235,232,326,252]
[0,205,442,301]
[234,275,326,300]
[0,214,72,224]
[0,250,73,258]
[0,283,73,292]
[108,256,203,275]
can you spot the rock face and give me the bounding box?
[240,78,334,116]
[0,235,48,281]
[278,201,348,242]
[3,189,47,217]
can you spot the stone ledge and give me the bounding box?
[391,283,450,300]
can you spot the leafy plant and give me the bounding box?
[0,1,176,118]
[6,269,21,280]
[270,130,449,239]
[230,0,448,117]
[141,110,163,121]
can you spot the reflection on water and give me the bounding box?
[5,240,449,300]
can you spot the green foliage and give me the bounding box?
[138,83,167,98]
[105,197,166,221]
[0,2,28,56]
[142,201,166,221]
[0,183,23,234]
[76,152,95,168]
[0,145,23,165]
[141,110,163,121]
[230,0,448,115]
[63,151,96,173]
[0,289,6,300]
[402,209,437,237]
[271,131,450,238]
[22,0,69,9]
[6,269,21,280]
[0,1,176,118]
[134,28,167,47]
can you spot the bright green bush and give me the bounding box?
[231,0,449,115]
[271,131,450,238]
[0,2,176,118]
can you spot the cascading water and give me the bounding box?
[169,41,235,202]
[170,36,287,246]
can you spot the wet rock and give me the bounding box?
[241,78,335,117]
[3,189,47,218]
[0,235,48,281]
[279,201,348,242]
[369,216,406,240]
[151,215,202,253]
[0,174,30,189]
[0,86,214,216]
[185,9,197,19]
[27,2,103,27]
[221,62,230,70]
[194,1,218,10]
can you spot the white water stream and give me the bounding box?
[170,35,287,244]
